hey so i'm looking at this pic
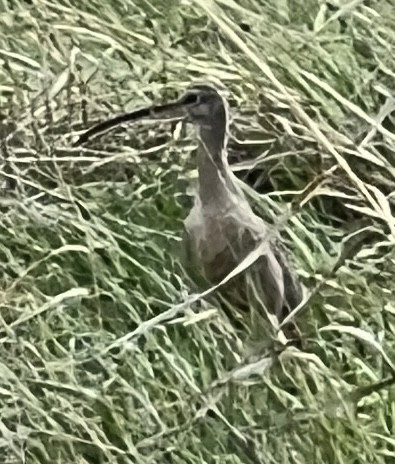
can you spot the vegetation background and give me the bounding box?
[1,0,395,462]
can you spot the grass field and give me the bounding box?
[1,0,395,462]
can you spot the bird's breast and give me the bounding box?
[184,206,265,279]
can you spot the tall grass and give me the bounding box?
[0,0,394,462]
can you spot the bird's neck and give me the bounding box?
[196,125,237,205]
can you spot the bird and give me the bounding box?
[74,84,303,337]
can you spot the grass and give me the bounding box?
[1,0,395,462]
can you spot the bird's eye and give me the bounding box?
[181,93,200,106]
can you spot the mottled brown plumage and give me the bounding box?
[174,85,302,323]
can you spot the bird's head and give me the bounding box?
[172,84,228,128]
[73,83,228,146]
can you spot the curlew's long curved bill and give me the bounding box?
[73,101,187,146]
